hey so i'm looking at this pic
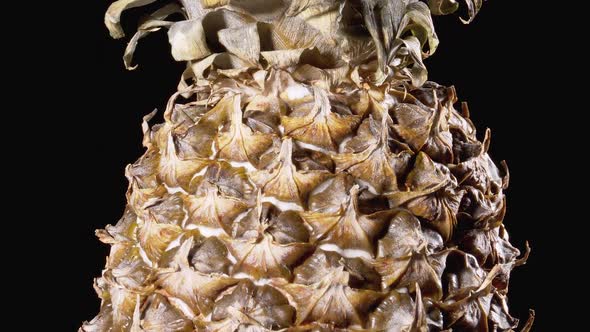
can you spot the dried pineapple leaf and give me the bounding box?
[287,0,343,52]
[230,0,291,22]
[282,86,360,151]
[251,138,330,205]
[201,0,230,9]
[286,0,338,17]
[260,15,339,61]
[261,49,306,68]
[105,0,158,38]
[123,3,181,70]
[190,53,221,79]
[359,0,438,86]
[391,36,428,87]
[428,0,483,23]
[400,2,439,55]
[218,24,260,64]
[428,0,459,15]
[168,19,211,61]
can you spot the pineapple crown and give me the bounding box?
[106,0,483,87]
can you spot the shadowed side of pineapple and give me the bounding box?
[82,0,534,331]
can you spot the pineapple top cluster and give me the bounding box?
[106,0,482,87]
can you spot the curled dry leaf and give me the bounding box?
[168,18,212,61]
[358,0,438,85]
[105,0,158,38]
[123,4,181,70]
[428,0,483,23]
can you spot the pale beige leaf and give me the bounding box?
[218,24,260,64]
[105,0,157,38]
[168,19,211,61]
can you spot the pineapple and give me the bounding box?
[82,0,534,331]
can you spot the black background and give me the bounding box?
[64,1,558,330]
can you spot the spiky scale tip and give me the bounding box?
[82,0,533,331]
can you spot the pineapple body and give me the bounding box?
[83,1,532,331]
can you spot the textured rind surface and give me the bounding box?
[83,0,532,331]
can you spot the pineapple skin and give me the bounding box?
[82,1,533,331]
